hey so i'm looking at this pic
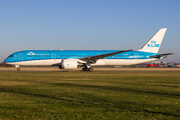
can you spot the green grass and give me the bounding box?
[0,71,180,119]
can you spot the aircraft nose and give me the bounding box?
[4,58,9,63]
[4,59,7,63]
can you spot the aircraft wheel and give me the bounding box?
[82,68,86,71]
[17,68,20,71]
[89,68,93,72]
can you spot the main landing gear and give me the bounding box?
[17,68,20,71]
[82,63,93,72]
[82,67,93,72]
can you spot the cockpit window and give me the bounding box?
[9,55,13,57]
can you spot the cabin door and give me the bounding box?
[18,53,23,61]
[135,53,139,60]
[51,53,56,59]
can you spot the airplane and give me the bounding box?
[4,28,174,71]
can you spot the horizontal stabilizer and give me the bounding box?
[149,53,174,58]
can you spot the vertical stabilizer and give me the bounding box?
[139,28,167,53]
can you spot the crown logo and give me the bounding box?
[150,40,156,44]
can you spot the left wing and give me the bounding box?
[149,53,174,58]
[79,49,133,63]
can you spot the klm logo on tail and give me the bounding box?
[147,40,159,47]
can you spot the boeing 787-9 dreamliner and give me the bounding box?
[4,28,174,71]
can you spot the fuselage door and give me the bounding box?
[51,53,56,59]
[18,53,23,61]
[135,53,139,60]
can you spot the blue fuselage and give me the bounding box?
[4,50,158,66]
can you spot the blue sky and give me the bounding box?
[1,0,180,62]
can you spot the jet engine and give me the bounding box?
[59,59,78,69]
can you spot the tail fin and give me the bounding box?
[139,28,167,53]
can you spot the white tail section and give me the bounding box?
[139,28,167,53]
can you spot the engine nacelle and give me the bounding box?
[59,59,78,69]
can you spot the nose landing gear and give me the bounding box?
[15,65,20,71]
[17,68,20,71]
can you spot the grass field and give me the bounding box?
[0,70,180,119]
